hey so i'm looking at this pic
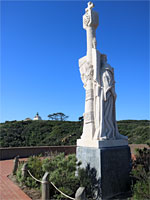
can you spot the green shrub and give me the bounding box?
[16,156,44,189]
[16,153,81,199]
[131,147,150,199]
[42,153,80,199]
[1,120,149,147]
[78,164,100,199]
[14,150,149,200]
[16,161,24,184]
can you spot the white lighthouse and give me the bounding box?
[33,112,42,120]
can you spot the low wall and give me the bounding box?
[129,144,149,155]
[0,144,149,160]
[0,146,76,160]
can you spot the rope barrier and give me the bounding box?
[27,170,42,183]
[50,181,75,200]
[27,170,75,200]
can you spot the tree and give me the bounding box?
[47,113,57,120]
[48,113,69,121]
[78,116,84,122]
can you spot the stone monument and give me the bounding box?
[76,2,131,199]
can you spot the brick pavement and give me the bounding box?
[0,159,31,200]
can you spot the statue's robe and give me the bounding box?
[79,48,127,140]
[92,49,118,140]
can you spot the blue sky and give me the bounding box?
[1,1,149,122]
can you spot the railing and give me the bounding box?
[13,157,86,200]
[28,169,75,200]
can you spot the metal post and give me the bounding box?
[21,163,28,178]
[42,172,50,200]
[75,187,86,200]
[12,155,19,175]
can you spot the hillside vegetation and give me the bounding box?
[0,120,149,147]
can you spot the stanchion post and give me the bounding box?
[42,172,50,200]
[12,155,19,175]
[22,163,28,178]
[75,187,86,200]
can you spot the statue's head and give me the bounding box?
[101,54,107,65]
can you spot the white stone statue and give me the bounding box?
[77,2,127,148]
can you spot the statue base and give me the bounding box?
[77,138,128,148]
[76,145,131,199]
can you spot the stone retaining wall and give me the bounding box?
[0,146,76,160]
[0,144,149,160]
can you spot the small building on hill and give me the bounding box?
[33,112,42,120]
[24,118,32,121]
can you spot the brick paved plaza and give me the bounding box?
[0,159,31,200]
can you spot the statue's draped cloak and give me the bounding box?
[79,48,122,140]
[92,48,118,139]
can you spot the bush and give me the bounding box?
[131,147,150,199]
[16,156,44,189]
[16,153,81,199]
[16,161,25,184]
[78,164,100,199]
[42,153,80,199]
[16,149,150,200]
[1,120,150,147]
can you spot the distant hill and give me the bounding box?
[0,120,149,147]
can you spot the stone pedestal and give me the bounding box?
[76,145,131,199]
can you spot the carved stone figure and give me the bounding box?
[77,2,127,147]
[76,3,131,199]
